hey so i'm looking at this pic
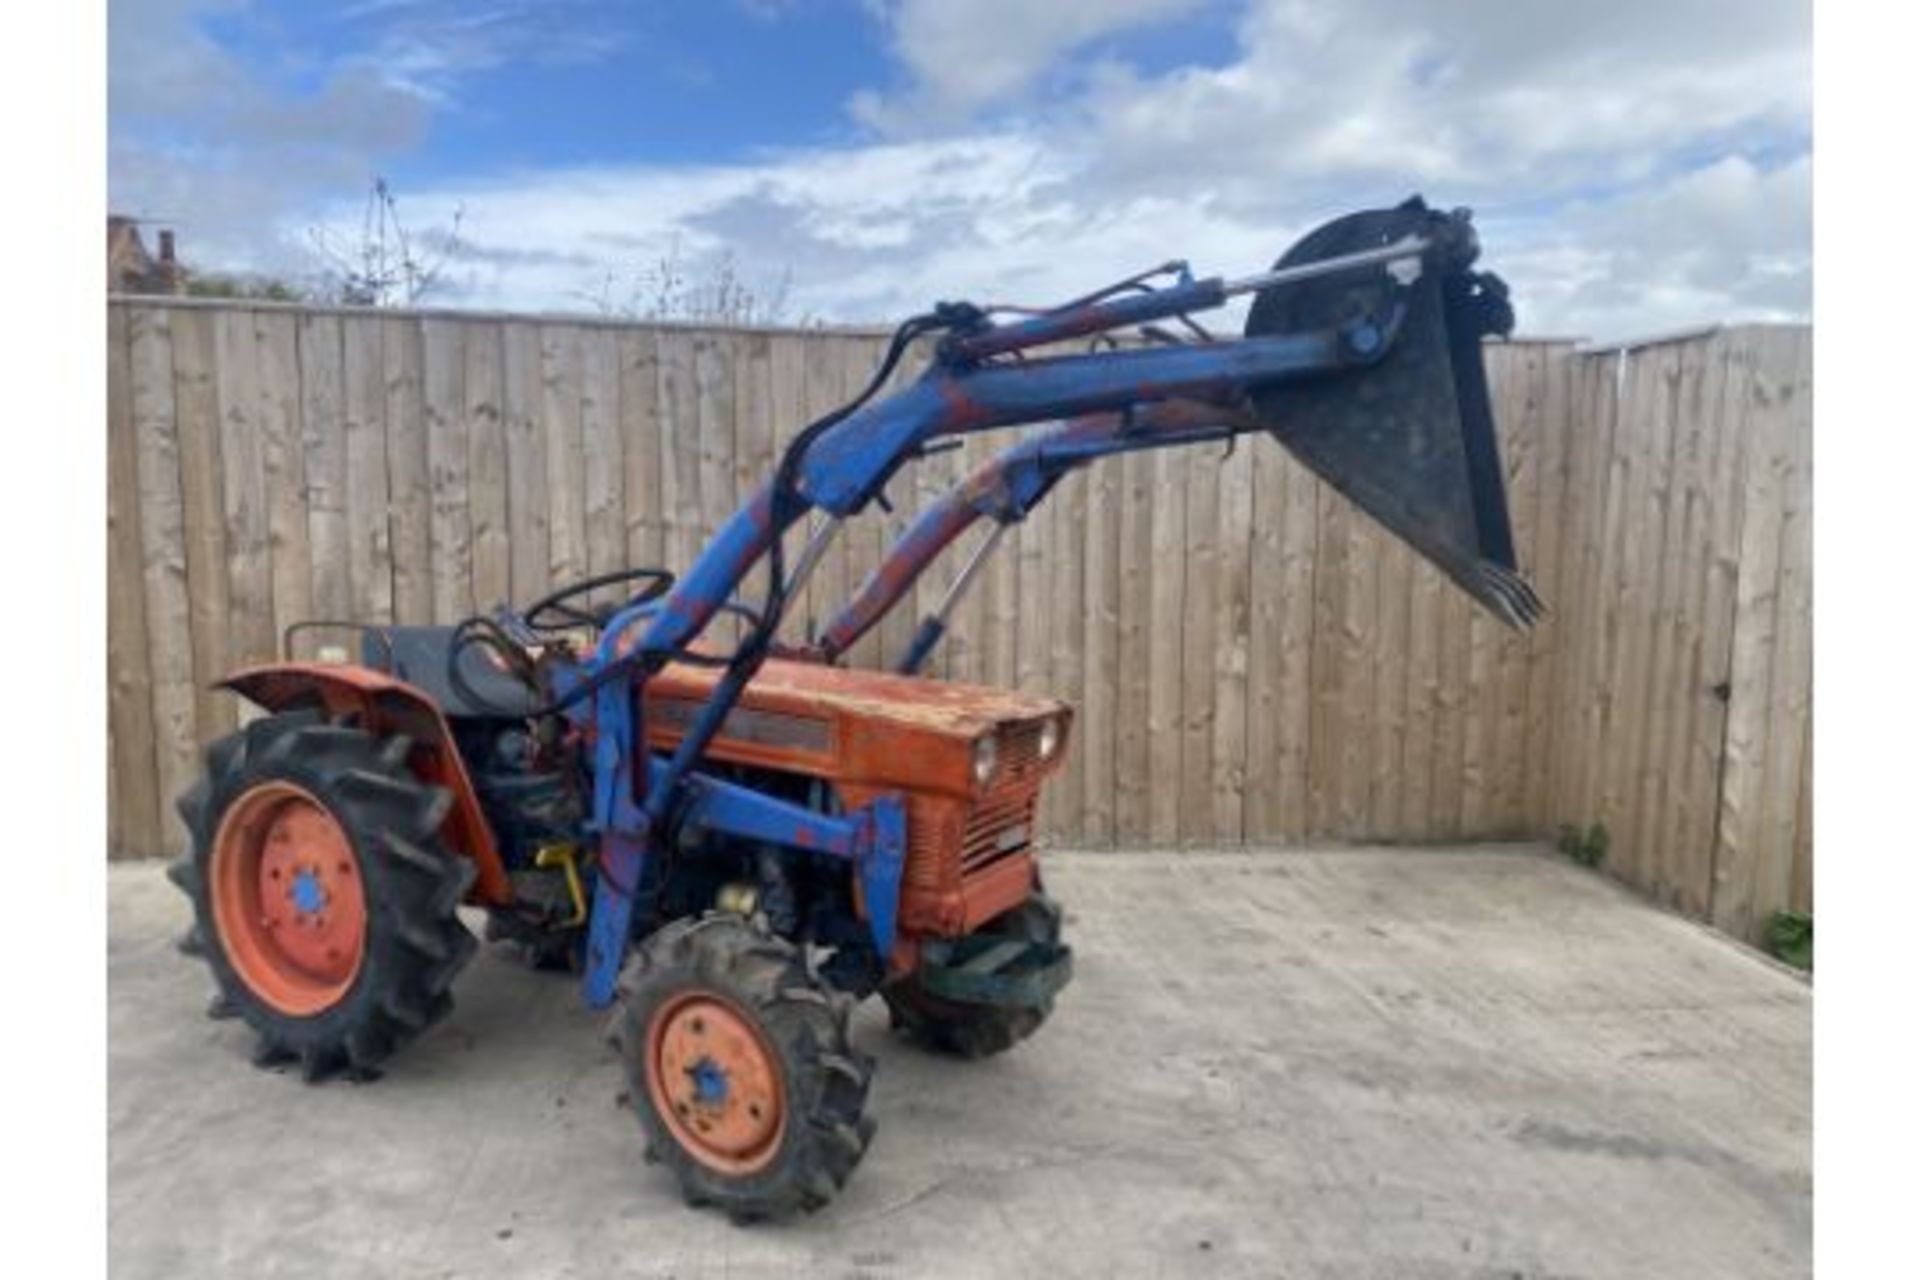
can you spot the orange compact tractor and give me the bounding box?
[171,199,1537,1218]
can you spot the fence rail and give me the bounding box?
[105,299,1811,943]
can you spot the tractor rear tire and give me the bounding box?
[883,891,1063,1059]
[170,709,479,1081]
[608,915,876,1221]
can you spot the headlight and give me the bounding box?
[1037,717,1061,761]
[971,735,999,787]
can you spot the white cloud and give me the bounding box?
[113,0,1812,340]
[109,0,432,273]
[849,0,1204,131]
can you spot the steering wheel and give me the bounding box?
[522,567,676,633]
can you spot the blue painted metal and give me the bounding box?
[291,870,325,915]
[544,239,1422,1008]
[859,795,907,961]
[898,617,947,676]
[820,397,1263,665]
[692,1059,727,1105]
[797,327,1373,514]
[945,274,1227,361]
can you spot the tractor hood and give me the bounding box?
[651,656,1068,742]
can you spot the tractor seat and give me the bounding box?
[363,626,546,719]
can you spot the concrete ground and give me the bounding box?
[110,846,1810,1280]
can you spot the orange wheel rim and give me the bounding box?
[209,781,367,1016]
[644,991,787,1175]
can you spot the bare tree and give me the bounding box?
[577,235,801,326]
[308,177,467,308]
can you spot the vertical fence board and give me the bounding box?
[421,318,472,624]
[128,308,196,855]
[465,323,510,610]
[1617,345,1683,888]
[1272,460,1320,841]
[694,330,739,552]
[732,331,776,630]
[542,325,588,588]
[1210,441,1255,841]
[1368,537,1412,839]
[1243,440,1288,842]
[1336,510,1380,837]
[620,329,665,573]
[1307,490,1350,838]
[1488,345,1543,833]
[342,317,393,625]
[1041,468,1087,839]
[1112,447,1154,841]
[1546,356,1608,824]
[1759,332,1814,923]
[1651,334,1735,915]
[1638,341,1712,906]
[382,318,430,623]
[1145,448,1189,843]
[1178,448,1220,841]
[222,316,284,662]
[1520,348,1572,828]
[983,488,1021,691]
[256,312,312,647]
[1080,439,1122,846]
[1717,328,1813,941]
[1595,347,1652,844]
[1789,715,1813,916]
[501,322,550,604]
[1400,560,1443,837]
[297,313,350,625]
[1711,328,1791,941]
[168,309,234,743]
[1565,353,1624,826]
[107,308,163,857]
[581,326,626,613]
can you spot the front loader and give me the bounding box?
[168,197,1537,1219]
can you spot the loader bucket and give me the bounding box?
[1245,198,1542,628]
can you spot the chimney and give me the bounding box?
[157,229,175,264]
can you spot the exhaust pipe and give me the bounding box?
[1245,198,1543,629]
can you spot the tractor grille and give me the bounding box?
[904,797,960,893]
[998,722,1043,780]
[902,723,1048,891]
[961,723,1046,876]
[961,784,1038,875]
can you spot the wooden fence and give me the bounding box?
[106,298,1811,943]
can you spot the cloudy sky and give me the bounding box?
[109,0,1810,341]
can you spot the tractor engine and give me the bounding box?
[640,656,1073,969]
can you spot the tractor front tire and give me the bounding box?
[883,891,1064,1059]
[170,709,479,1081]
[609,915,876,1221]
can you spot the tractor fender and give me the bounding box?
[218,662,513,906]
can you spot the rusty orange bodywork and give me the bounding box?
[220,663,516,906]
[648,658,1072,950]
[221,655,1072,950]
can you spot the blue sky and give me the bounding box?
[110,0,1811,340]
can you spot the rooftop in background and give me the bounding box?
[107,216,182,296]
